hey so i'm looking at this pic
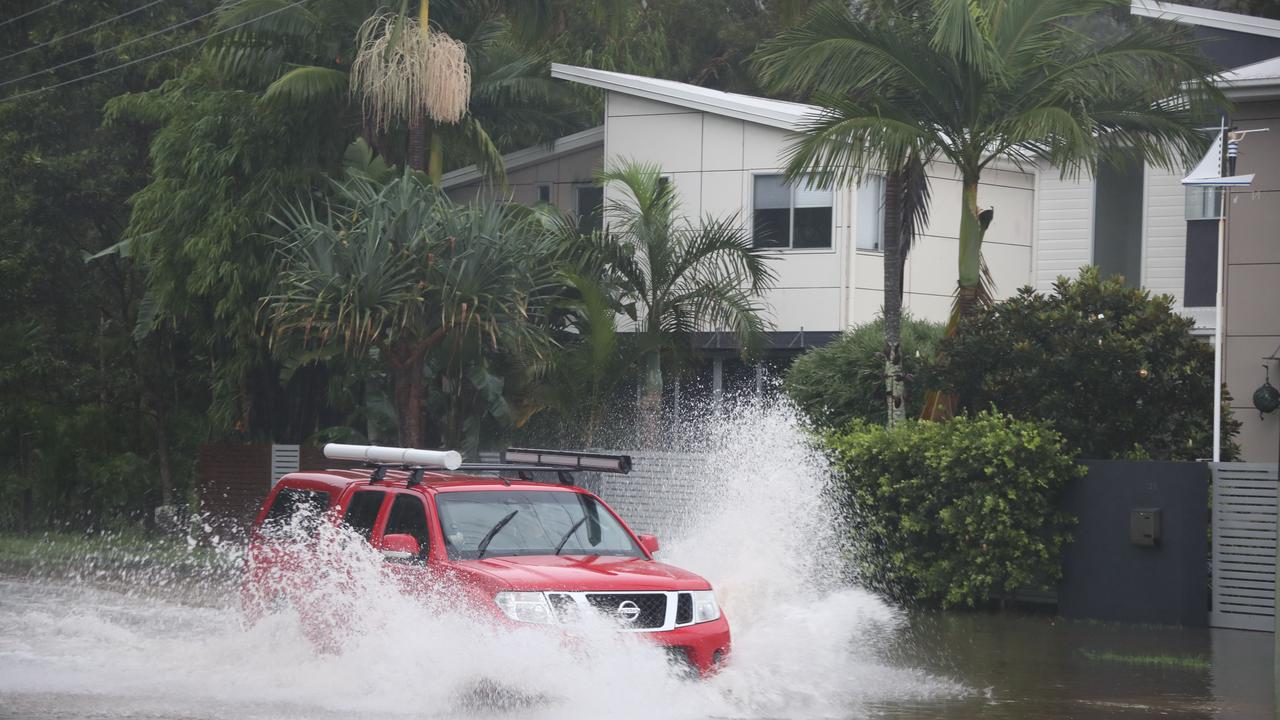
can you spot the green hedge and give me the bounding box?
[785,315,944,428]
[935,267,1239,461]
[827,411,1083,608]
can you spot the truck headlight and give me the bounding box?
[691,590,720,623]
[494,591,555,624]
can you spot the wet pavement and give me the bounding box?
[1,571,1275,719]
[871,610,1276,719]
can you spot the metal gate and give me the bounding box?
[1210,463,1278,631]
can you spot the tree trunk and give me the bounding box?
[407,0,432,175]
[428,130,444,187]
[638,350,663,447]
[408,117,428,172]
[392,360,425,447]
[883,169,906,427]
[921,178,990,421]
[953,178,988,329]
[154,404,173,507]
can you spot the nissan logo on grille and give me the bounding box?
[615,600,642,623]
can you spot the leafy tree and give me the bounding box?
[935,267,1241,461]
[827,411,1082,608]
[786,316,944,429]
[268,172,559,449]
[0,0,217,527]
[753,0,1220,330]
[107,68,352,439]
[208,0,581,184]
[583,162,777,442]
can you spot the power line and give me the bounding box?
[1,0,171,64]
[0,0,241,90]
[0,0,307,105]
[0,0,71,30]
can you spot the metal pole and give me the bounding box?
[1212,118,1228,463]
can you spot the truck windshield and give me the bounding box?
[436,490,644,560]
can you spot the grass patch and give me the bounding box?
[1080,649,1211,670]
[0,530,231,568]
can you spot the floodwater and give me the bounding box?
[0,402,1275,719]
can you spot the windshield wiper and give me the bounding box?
[476,510,519,560]
[553,516,589,556]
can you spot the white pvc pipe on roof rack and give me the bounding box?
[323,443,462,470]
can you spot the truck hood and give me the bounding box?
[454,555,712,592]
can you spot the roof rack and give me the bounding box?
[321,444,632,486]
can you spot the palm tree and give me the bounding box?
[206,0,579,185]
[754,0,1220,323]
[582,161,777,442]
[881,156,931,426]
[266,172,558,447]
[754,0,1221,418]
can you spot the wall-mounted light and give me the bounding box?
[1255,348,1280,418]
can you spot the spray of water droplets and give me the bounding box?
[0,398,964,719]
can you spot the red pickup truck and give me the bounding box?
[242,445,730,676]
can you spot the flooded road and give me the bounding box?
[0,574,1273,720]
[0,403,1274,719]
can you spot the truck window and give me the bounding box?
[263,488,330,536]
[384,494,430,557]
[342,490,385,541]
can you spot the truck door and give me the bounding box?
[377,492,435,596]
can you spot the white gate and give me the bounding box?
[270,444,301,488]
[1210,463,1278,632]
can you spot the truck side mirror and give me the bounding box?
[638,534,660,554]
[380,533,420,561]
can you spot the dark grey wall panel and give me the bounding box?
[1059,461,1210,626]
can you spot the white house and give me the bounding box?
[1033,2,1280,337]
[445,66,1036,356]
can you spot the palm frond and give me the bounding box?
[261,65,349,108]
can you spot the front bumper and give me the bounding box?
[649,615,731,676]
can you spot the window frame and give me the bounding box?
[382,491,432,560]
[748,170,836,254]
[340,488,388,542]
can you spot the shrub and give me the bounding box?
[785,315,944,428]
[826,411,1082,608]
[936,267,1240,461]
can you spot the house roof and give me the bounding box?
[1130,1,1280,40]
[550,63,821,132]
[1216,55,1280,98]
[440,125,604,189]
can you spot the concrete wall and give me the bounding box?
[1058,460,1210,626]
[1224,100,1280,463]
[603,92,1035,332]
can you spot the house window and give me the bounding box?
[576,185,604,234]
[856,175,886,250]
[1092,158,1143,288]
[537,184,552,204]
[752,175,833,249]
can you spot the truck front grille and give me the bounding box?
[584,593,668,629]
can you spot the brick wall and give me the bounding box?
[198,443,334,535]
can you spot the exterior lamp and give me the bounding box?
[1254,367,1279,417]
[1256,348,1280,418]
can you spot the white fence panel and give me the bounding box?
[1211,463,1278,632]
[270,444,300,488]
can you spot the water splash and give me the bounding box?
[0,399,963,719]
